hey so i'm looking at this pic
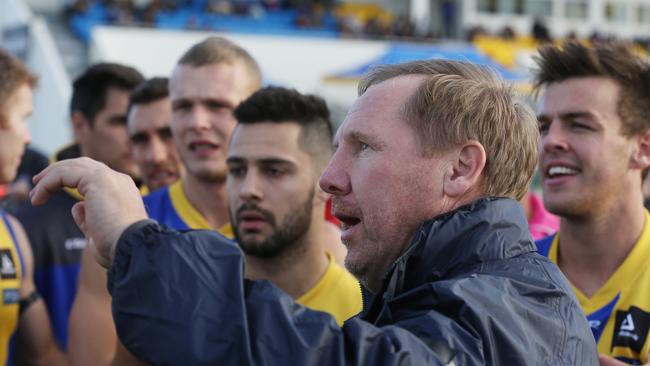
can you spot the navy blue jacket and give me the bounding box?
[108,197,597,365]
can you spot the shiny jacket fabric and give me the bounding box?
[108,197,597,365]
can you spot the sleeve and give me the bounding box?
[107,221,450,366]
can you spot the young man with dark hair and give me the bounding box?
[32,59,597,365]
[12,62,144,355]
[534,41,650,365]
[227,86,361,325]
[69,62,145,181]
[127,77,183,192]
[0,48,67,366]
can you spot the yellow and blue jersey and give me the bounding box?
[0,210,24,366]
[144,181,360,324]
[143,180,233,238]
[297,253,361,325]
[537,210,650,364]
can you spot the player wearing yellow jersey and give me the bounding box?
[69,37,262,366]
[227,86,362,325]
[534,41,650,365]
[0,49,67,365]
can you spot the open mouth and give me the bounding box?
[335,213,361,230]
[188,141,219,152]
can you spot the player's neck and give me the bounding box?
[557,198,646,298]
[182,174,229,230]
[245,216,329,300]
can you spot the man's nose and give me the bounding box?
[542,120,569,153]
[146,137,166,164]
[319,150,350,197]
[186,106,211,130]
[239,170,263,202]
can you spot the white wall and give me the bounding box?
[27,18,72,155]
[90,27,391,119]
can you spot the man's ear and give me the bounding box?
[630,130,650,170]
[71,111,90,145]
[443,141,486,198]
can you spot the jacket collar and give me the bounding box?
[361,197,535,321]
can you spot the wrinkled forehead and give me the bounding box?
[335,75,426,143]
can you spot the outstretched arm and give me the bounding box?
[109,222,453,366]
[30,158,453,366]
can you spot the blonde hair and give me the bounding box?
[178,37,262,89]
[359,60,538,200]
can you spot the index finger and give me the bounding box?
[30,158,98,206]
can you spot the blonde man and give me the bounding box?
[32,60,597,365]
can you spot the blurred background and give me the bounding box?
[1,0,649,156]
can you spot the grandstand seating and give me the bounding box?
[69,1,343,42]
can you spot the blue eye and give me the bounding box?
[360,143,370,151]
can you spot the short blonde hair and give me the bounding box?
[178,37,262,89]
[359,60,538,200]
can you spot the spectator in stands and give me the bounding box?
[532,18,551,42]
[32,59,597,365]
[466,25,488,41]
[127,77,183,192]
[499,25,516,40]
[0,48,67,366]
[207,0,232,15]
[13,63,144,356]
[441,0,456,38]
[391,15,415,38]
[533,41,650,365]
[226,86,361,325]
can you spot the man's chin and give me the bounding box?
[344,256,371,285]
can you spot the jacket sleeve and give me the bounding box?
[107,221,449,366]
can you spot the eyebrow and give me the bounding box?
[130,131,148,142]
[156,126,172,134]
[537,110,596,123]
[172,97,236,110]
[347,130,384,148]
[559,111,595,121]
[226,156,296,167]
[109,115,128,124]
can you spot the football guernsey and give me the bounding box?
[144,182,360,324]
[297,252,361,325]
[537,211,650,364]
[0,210,23,366]
[143,180,233,238]
[13,188,84,351]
